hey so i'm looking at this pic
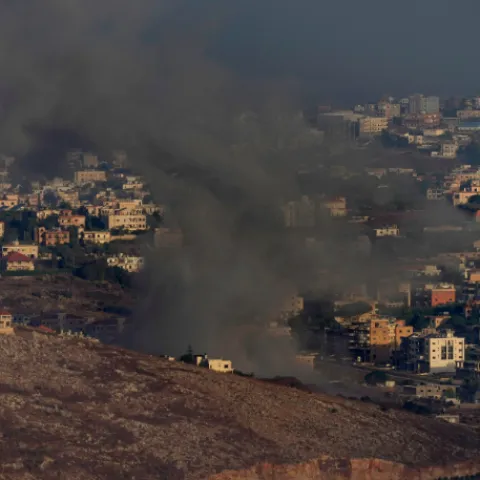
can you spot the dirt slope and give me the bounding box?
[0,331,477,479]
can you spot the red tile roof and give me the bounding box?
[5,252,33,263]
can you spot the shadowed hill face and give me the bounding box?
[0,332,479,479]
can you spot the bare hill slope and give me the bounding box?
[0,330,478,479]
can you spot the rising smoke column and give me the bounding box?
[0,0,442,376]
[0,0,332,372]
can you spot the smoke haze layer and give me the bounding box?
[0,0,470,374]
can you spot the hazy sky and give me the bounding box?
[210,0,480,105]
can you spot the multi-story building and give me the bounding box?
[426,188,444,200]
[403,383,457,399]
[35,227,70,246]
[85,317,128,343]
[359,116,388,135]
[59,215,86,228]
[349,316,413,364]
[2,240,38,259]
[80,231,111,244]
[430,283,456,307]
[425,331,464,373]
[274,294,304,320]
[112,150,128,168]
[116,200,143,210]
[0,310,14,335]
[74,170,107,184]
[377,102,401,119]
[421,112,441,127]
[103,211,147,231]
[409,94,440,114]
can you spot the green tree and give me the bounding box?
[75,259,107,282]
[179,345,195,364]
[39,215,59,229]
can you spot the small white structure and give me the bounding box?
[207,358,233,373]
[374,225,400,237]
[195,355,233,373]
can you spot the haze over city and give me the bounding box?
[1,1,480,479]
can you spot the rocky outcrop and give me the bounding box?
[210,457,480,480]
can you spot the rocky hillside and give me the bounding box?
[0,329,478,479]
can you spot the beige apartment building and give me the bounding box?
[359,116,388,135]
[104,211,147,231]
[107,254,144,272]
[2,240,38,259]
[74,170,107,184]
[425,330,464,373]
[81,231,111,244]
[59,214,86,228]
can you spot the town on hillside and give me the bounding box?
[4,95,480,427]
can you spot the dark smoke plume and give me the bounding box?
[0,0,331,373]
[0,1,466,379]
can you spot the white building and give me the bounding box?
[107,254,144,272]
[207,359,233,373]
[425,330,464,373]
[374,225,400,237]
[195,355,233,373]
[439,142,458,159]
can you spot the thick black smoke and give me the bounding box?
[0,0,330,372]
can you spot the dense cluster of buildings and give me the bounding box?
[0,150,185,275]
[318,93,480,159]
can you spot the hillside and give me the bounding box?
[0,330,478,479]
[0,275,134,318]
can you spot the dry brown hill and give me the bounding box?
[0,330,478,479]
